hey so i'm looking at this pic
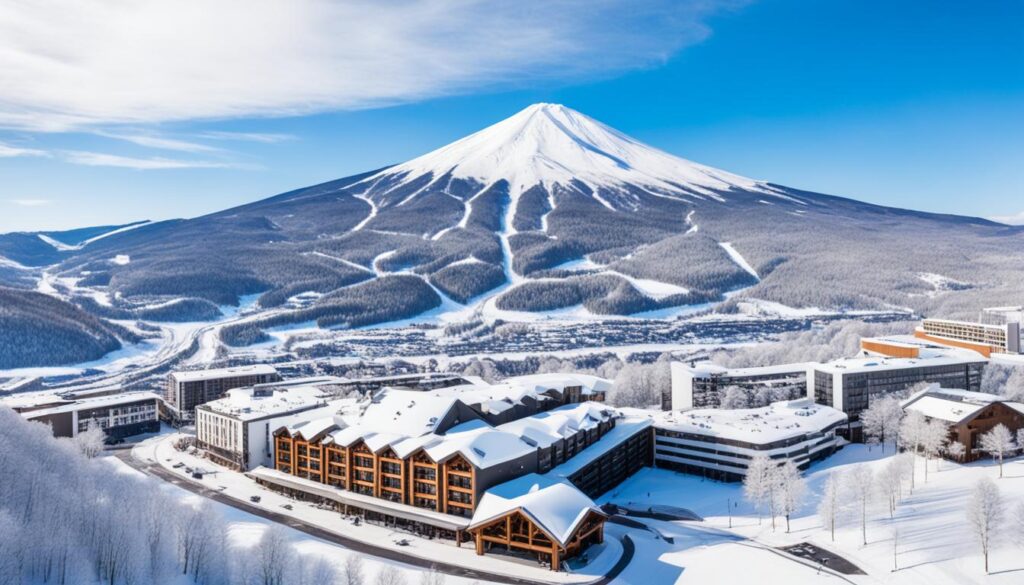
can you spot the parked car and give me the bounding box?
[250,496,261,503]
[172,462,185,469]
[281,504,293,511]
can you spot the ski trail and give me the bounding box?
[308,251,373,273]
[351,193,378,231]
[719,242,760,280]
[685,210,699,234]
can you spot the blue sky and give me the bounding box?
[0,0,1021,232]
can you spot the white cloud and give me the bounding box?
[96,132,221,153]
[198,131,297,143]
[60,151,251,170]
[0,141,48,157]
[990,211,1024,226]
[0,0,745,130]
[8,198,51,207]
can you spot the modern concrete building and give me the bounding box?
[13,392,161,439]
[165,364,280,420]
[668,361,811,410]
[195,377,346,470]
[915,311,1022,358]
[901,386,1024,461]
[809,347,987,426]
[649,398,847,482]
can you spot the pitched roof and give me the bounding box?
[469,473,604,547]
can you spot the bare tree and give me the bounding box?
[744,455,774,526]
[375,565,408,585]
[817,471,842,541]
[878,458,903,518]
[777,460,805,533]
[861,396,903,452]
[979,424,1016,478]
[967,477,1003,574]
[847,463,875,545]
[256,525,292,585]
[899,411,928,490]
[921,419,950,482]
[341,554,365,585]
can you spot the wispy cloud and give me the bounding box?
[991,211,1024,226]
[61,151,252,170]
[198,131,297,143]
[8,198,51,207]
[0,0,747,130]
[96,131,221,153]
[0,141,49,158]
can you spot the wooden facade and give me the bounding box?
[470,509,605,570]
[943,402,1024,461]
[273,430,482,517]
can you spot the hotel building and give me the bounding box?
[250,374,648,570]
[649,398,847,482]
[668,361,811,410]
[166,364,281,420]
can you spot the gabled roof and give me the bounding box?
[469,473,604,547]
[425,420,535,469]
[283,416,339,441]
[358,390,460,436]
[901,386,1024,424]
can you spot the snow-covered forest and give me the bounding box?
[0,409,437,585]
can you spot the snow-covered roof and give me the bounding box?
[286,416,339,441]
[501,373,612,395]
[469,473,603,547]
[425,421,536,469]
[200,384,329,421]
[357,389,459,436]
[814,349,985,375]
[901,386,1024,423]
[498,403,615,448]
[19,391,161,418]
[651,398,847,445]
[170,364,278,383]
[678,361,812,379]
[549,415,652,479]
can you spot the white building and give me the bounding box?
[12,391,161,439]
[648,398,847,481]
[195,377,346,470]
[668,361,812,411]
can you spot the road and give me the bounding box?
[115,450,634,585]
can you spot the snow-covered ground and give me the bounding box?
[132,434,623,584]
[604,445,1024,585]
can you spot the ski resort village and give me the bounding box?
[1,4,1022,579]
[4,307,1024,585]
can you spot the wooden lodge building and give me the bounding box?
[901,386,1024,461]
[250,376,649,570]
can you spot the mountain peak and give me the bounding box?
[363,103,771,208]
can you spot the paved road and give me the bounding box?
[116,451,633,585]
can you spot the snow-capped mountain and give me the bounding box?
[3,103,1022,361]
[360,103,779,208]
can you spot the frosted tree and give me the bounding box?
[945,441,965,465]
[778,460,806,533]
[921,419,950,482]
[743,455,774,526]
[847,463,875,545]
[966,477,1003,574]
[256,525,293,585]
[718,386,750,410]
[419,565,446,585]
[375,565,409,585]
[878,458,904,518]
[979,424,1016,478]
[899,411,928,489]
[73,421,106,458]
[342,554,365,585]
[861,396,903,452]
[817,471,842,541]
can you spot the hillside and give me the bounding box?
[0,287,138,369]
[3,103,1022,359]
